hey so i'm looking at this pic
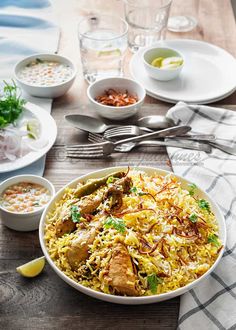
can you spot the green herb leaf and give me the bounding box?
[208,234,220,247]
[147,274,163,294]
[189,213,198,223]
[36,58,44,63]
[104,216,126,233]
[71,205,81,223]
[198,199,211,213]
[0,81,26,129]
[130,186,146,196]
[130,186,138,193]
[106,176,115,184]
[188,183,197,196]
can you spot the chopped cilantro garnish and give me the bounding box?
[106,176,115,184]
[188,183,197,196]
[208,234,220,247]
[104,216,126,233]
[189,213,198,223]
[198,199,211,213]
[147,274,163,294]
[71,205,81,223]
[35,58,44,63]
[0,81,26,129]
[130,186,138,193]
[130,186,146,196]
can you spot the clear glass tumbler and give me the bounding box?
[124,0,172,52]
[78,15,128,83]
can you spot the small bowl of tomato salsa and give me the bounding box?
[0,175,55,231]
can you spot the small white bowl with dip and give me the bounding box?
[0,175,55,231]
[14,54,76,98]
[143,47,184,81]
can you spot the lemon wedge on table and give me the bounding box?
[16,256,46,278]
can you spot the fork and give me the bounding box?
[88,133,212,153]
[66,125,192,158]
[104,125,215,141]
[103,125,153,138]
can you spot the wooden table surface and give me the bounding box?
[1,1,236,329]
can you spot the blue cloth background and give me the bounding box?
[0,0,59,181]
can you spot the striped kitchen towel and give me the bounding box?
[0,0,59,180]
[166,102,236,330]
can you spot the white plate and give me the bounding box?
[39,166,226,305]
[0,102,57,173]
[130,39,236,104]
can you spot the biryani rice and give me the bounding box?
[44,170,222,296]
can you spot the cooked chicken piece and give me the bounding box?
[105,186,123,211]
[79,195,103,214]
[55,195,102,237]
[104,176,132,211]
[66,227,96,270]
[106,243,138,296]
[115,176,132,193]
[55,218,76,237]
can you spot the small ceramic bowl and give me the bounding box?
[87,77,146,120]
[14,53,76,98]
[143,47,184,81]
[0,175,55,232]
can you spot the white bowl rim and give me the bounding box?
[143,47,184,72]
[87,77,146,110]
[0,174,55,216]
[39,166,226,304]
[14,53,77,88]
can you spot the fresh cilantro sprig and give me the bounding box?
[147,274,163,294]
[130,186,147,196]
[104,216,126,233]
[0,81,26,128]
[189,213,198,223]
[188,183,197,196]
[71,205,81,223]
[208,234,220,247]
[198,199,211,213]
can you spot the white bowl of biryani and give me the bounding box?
[39,166,226,304]
[14,53,76,98]
[0,175,55,231]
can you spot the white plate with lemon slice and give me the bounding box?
[0,102,57,173]
[130,39,236,104]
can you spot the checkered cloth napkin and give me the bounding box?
[166,102,236,330]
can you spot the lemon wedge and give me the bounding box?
[27,119,40,139]
[16,256,46,277]
[151,57,164,68]
[97,48,121,57]
[161,56,183,67]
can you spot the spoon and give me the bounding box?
[138,115,175,129]
[65,114,174,134]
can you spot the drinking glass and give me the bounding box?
[168,0,198,32]
[124,0,172,52]
[78,15,128,83]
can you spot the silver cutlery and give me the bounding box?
[88,133,212,153]
[137,115,175,129]
[103,125,153,139]
[103,126,215,140]
[64,114,174,134]
[66,125,191,158]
